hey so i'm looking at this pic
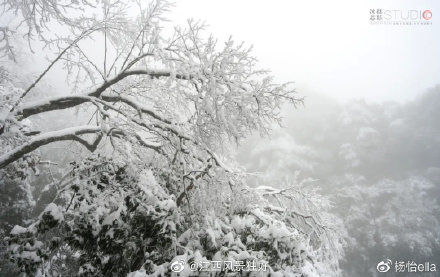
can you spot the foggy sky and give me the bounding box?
[170,0,440,103]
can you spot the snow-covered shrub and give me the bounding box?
[6,156,180,276]
[0,66,39,276]
[6,156,344,276]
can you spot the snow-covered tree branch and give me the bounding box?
[0,126,102,168]
[0,1,344,276]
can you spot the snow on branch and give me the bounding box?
[14,68,192,120]
[0,125,101,168]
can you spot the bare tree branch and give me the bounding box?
[9,27,102,113]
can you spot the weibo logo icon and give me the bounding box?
[377,259,392,273]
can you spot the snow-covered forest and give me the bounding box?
[0,1,439,276]
[238,89,440,276]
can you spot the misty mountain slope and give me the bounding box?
[237,88,440,276]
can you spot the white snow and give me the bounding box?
[10,225,28,235]
[42,203,64,222]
